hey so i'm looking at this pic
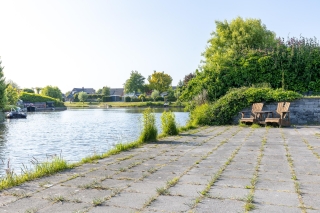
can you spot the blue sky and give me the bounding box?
[0,0,319,93]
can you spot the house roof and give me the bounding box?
[110,88,124,96]
[67,88,96,98]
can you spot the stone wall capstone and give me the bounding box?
[232,98,320,125]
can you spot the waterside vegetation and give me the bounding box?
[64,101,186,108]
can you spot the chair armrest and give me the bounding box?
[280,111,290,119]
[241,111,252,118]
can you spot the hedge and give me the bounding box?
[189,87,302,126]
[19,92,65,107]
[102,96,112,102]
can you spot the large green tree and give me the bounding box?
[203,16,276,70]
[6,79,19,89]
[0,59,7,109]
[181,17,278,101]
[101,86,110,96]
[78,91,88,104]
[124,71,145,94]
[148,71,172,93]
[41,85,62,100]
[6,84,19,105]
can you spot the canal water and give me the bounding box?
[0,108,189,177]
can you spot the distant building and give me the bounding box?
[110,88,124,102]
[66,87,96,101]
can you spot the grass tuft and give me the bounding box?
[0,157,70,191]
[160,111,179,136]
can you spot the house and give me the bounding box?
[109,88,124,102]
[66,87,96,101]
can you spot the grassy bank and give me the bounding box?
[64,101,185,108]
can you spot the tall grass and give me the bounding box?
[0,157,71,190]
[139,108,158,142]
[161,111,179,136]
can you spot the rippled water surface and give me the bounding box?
[0,108,189,176]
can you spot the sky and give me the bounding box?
[0,0,319,93]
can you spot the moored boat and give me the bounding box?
[6,108,27,119]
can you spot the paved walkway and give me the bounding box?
[1,126,320,213]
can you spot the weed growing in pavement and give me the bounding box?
[156,187,170,195]
[251,123,261,128]
[244,135,267,211]
[166,177,179,187]
[92,197,104,206]
[116,155,134,161]
[25,208,38,213]
[281,130,306,212]
[147,167,157,174]
[49,195,68,203]
[143,196,157,208]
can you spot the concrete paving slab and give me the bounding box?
[146,195,193,212]
[209,185,249,200]
[301,193,320,210]
[254,189,299,207]
[125,181,161,194]
[195,198,245,213]
[37,202,90,213]
[258,171,293,181]
[251,203,301,213]
[255,180,295,192]
[70,188,112,203]
[89,205,136,213]
[106,191,151,209]
[0,197,49,213]
[214,177,251,188]
[169,183,204,197]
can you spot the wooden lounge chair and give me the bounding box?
[240,102,264,124]
[265,102,290,127]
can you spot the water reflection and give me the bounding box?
[0,108,189,177]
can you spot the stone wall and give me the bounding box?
[233,98,320,125]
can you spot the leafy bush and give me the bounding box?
[19,92,65,107]
[156,96,164,101]
[131,97,140,102]
[73,93,79,102]
[189,87,302,126]
[102,96,111,102]
[139,94,146,102]
[161,111,179,136]
[88,94,103,99]
[124,96,131,102]
[22,88,34,93]
[139,108,157,142]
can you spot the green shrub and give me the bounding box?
[189,87,302,125]
[189,103,211,126]
[124,96,131,102]
[139,108,157,142]
[19,92,65,107]
[156,96,164,101]
[161,111,179,136]
[73,93,79,102]
[102,96,111,102]
[22,88,34,93]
